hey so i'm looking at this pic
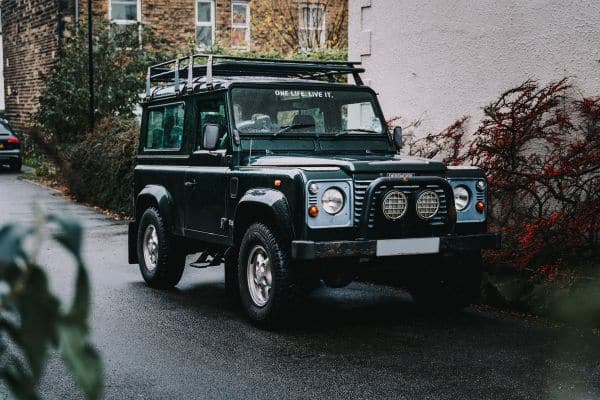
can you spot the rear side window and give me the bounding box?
[145,103,185,150]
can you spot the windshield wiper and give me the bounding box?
[275,123,316,136]
[334,128,380,137]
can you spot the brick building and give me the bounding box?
[0,0,347,132]
[0,10,4,111]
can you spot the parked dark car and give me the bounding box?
[128,54,501,326]
[0,119,22,172]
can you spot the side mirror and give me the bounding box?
[393,126,403,150]
[203,124,220,150]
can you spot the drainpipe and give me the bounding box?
[75,0,80,34]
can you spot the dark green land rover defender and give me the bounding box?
[128,54,501,325]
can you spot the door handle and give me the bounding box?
[184,179,197,188]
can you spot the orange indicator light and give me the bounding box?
[274,180,282,187]
[476,201,485,213]
[308,206,319,217]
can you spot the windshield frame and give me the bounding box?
[227,82,390,139]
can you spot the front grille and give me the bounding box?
[354,179,449,229]
[354,179,372,226]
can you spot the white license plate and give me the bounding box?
[376,238,440,256]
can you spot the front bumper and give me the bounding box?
[291,233,501,260]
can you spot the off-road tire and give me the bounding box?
[409,252,482,312]
[238,223,299,326]
[137,207,185,289]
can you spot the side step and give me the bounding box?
[189,251,224,269]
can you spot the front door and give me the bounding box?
[184,93,231,243]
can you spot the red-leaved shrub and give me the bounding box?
[405,79,600,277]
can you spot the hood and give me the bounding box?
[247,154,447,174]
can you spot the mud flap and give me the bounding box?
[128,221,138,264]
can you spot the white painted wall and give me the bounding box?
[349,0,600,136]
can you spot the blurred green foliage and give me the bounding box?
[0,210,102,399]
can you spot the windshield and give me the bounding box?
[231,87,385,136]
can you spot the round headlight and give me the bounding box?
[382,190,408,220]
[321,188,344,215]
[454,186,470,211]
[416,190,440,220]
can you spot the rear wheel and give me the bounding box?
[238,223,299,326]
[137,207,185,289]
[409,252,482,312]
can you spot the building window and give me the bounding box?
[299,4,325,50]
[109,0,141,46]
[231,1,250,49]
[196,0,215,48]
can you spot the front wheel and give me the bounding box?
[137,207,185,289]
[409,252,482,312]
[237,223,299,326]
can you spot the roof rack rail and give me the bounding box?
[145,53,365,99]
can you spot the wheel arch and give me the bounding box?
[233,189,295,246]
[135,185,183,236]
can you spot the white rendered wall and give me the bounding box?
[349,0,600,136]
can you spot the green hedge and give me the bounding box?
[65,116,138,215]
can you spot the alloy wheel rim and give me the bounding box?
[142,224,159,272]
[246,245,272,307]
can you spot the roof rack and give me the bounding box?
[145,53,365,99]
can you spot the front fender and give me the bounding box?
[136,185,183,236]
[235,188,295,240]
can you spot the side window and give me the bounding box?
[197,95,229,150]
[145,103,185,150]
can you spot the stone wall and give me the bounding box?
[1,0,68,131]
[0,10,5,111]
[78,0,347,54]
[81,0,237,51]
[250,0,348,53]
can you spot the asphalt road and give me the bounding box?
[0,169,599,400]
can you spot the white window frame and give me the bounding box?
[299,3,326,50]
[231,1,250,49]
[108,0,142,46]
[195,0,216,49]
[108,0,142,25]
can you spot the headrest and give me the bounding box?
[291,114,316,127]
